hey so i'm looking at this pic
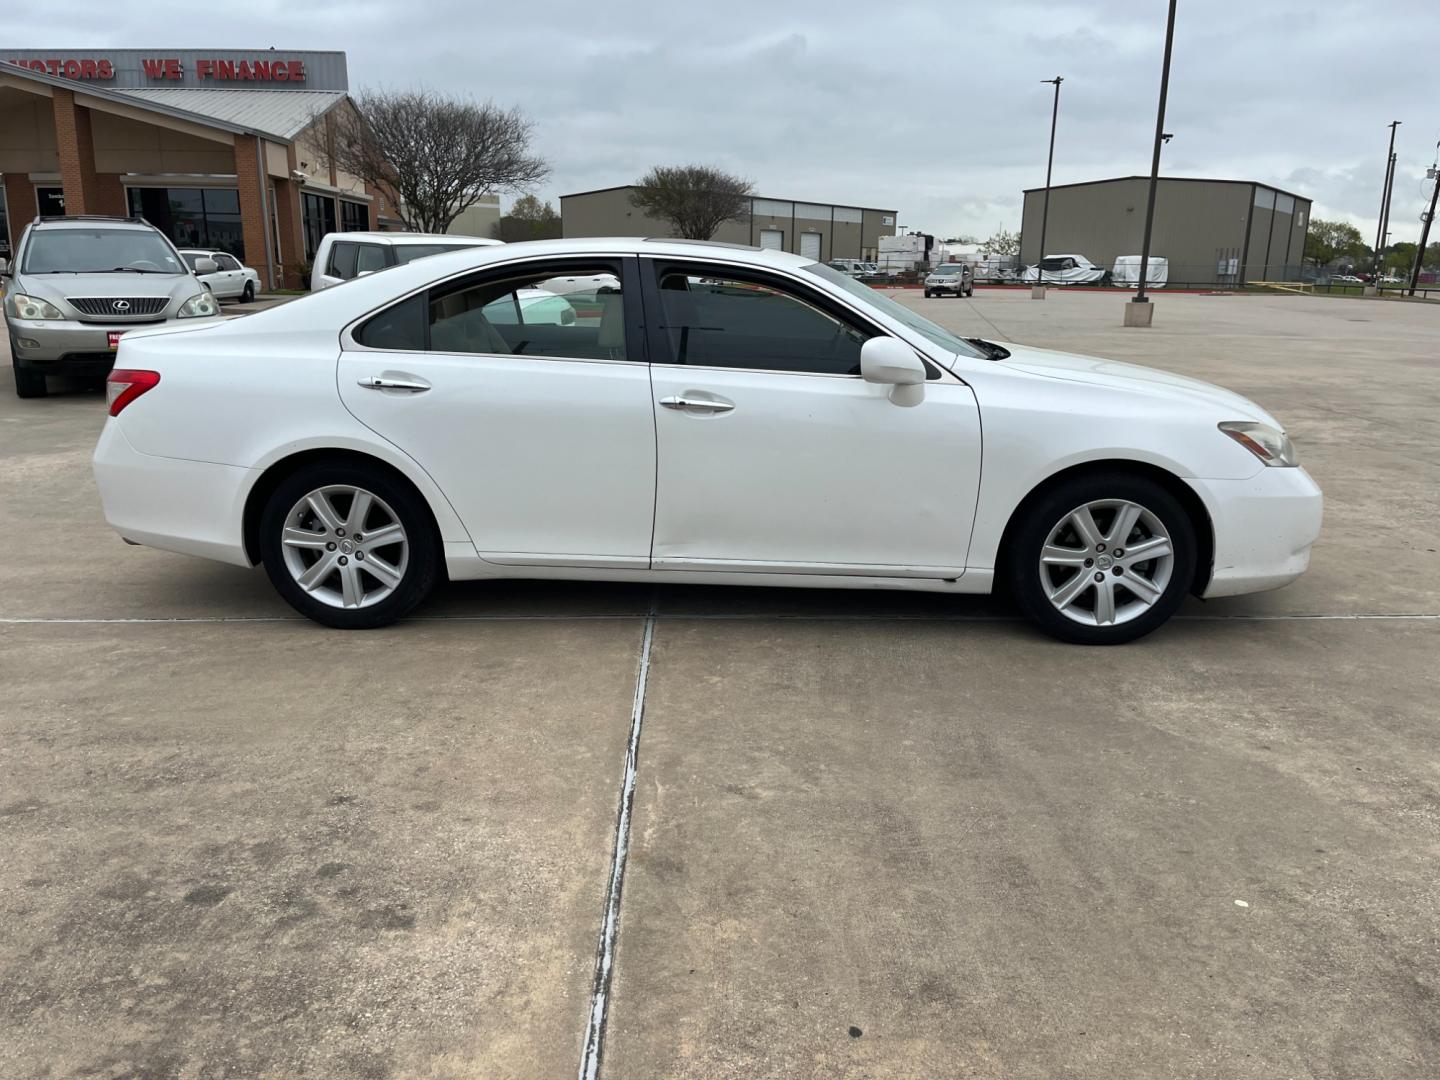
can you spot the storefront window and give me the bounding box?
[340,199,370,232]
[302,193,337,260]
[127,187,246,261]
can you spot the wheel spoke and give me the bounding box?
[360,555,402,589]
[282,527,329,550]
[1093,579,1118,624]
[1049,569,1094,610]
[1122,536,1172,563]
[346,490,373,533]
[1069,506,1103,549]
[1041,543,1089,566]
[297,552,338,591]
[1108,502,1142,545]
[339,563,363,608]
[306,493,342,533]
[360,523,404,550]
[1121,570,1163,605]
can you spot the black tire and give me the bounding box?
[259,461,440,629]
[241,281,255,303]
[1007,471,1196,645]
[923,289,933,298]
[12,353,47,399]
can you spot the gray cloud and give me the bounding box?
[14,0,1439,241]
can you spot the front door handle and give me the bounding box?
[659,395,734,414]
[358,375,431,393]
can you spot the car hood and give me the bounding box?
[994,343,1281,427]
[21,272,199,300]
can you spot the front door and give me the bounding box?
[643,260,982,577]
[338,256,657,567]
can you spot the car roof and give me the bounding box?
[326,232,501,247]
[30,217,157,231]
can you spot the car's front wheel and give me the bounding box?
[1008,472,1196,645]
[12,350,47,399]
[259,462,440,629]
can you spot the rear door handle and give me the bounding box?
[358,375,431,393]
[659,395,734,414]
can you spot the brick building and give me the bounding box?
[0,49,387,289]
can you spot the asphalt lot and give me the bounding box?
[2,289,1438,1078]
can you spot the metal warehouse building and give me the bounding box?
[1019,176,1312,286]
[561,185,898,262]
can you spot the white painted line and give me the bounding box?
[578,610,656,1080]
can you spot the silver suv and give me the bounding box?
[923,262,975,298]
[3,215,221,398]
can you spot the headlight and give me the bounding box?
[1219,421,1298,467]
[176,291,219,318]
[8,292,64,320]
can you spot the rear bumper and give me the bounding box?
[93,420,255,567]
[1187,467,1323,598]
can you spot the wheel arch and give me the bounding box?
[241,448,454,570]
[992,459,1214,596]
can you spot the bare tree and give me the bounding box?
[325,90,550,234]
[630,165,753,241]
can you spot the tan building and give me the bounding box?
[1020,176,1312,286]
[0,49,382,289]
[561,185,898,262]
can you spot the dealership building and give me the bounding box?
[1019,176,1312,286]
[0,49,400,288]
[561,185,899,262]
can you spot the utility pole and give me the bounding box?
[1409,144,1439,297]
[1126,0,1177,326]
[1373,120,1400,282]
[1034,76,1063,299]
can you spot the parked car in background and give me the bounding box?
[1019,254,1107,286]
[924,263,975,297]
[311,232,502,291]
[180,249,261,303]
[828,258,869,279]
[1330,274,1364,284]
[93,238,1322,645]
[4,215,220,398]
[1111,256,1169,289]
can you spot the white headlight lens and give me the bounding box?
[1219,421,1298,467]
[10,293,64,320]
[177,292,219,318]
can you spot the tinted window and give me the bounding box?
[356,244,388,274]
[806,262,985,359]
[215,254,241,271]
[392,243,475,265]
[655,270,869,375]
[328,241,358,280]
[356,293,427,350]
[429,264,625,361]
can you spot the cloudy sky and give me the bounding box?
[15,0,1440,243]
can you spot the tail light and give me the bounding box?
[106,369,161,417]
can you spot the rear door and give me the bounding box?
[337,256,656,566]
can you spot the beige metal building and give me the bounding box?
[560,185,898,262]
[1019,176,1312,286]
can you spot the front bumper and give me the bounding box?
[1187,467,1323,598]
[7,316,166,368]
[93,420,255,568]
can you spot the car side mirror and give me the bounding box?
[195,257,218,275]
[860,336,927,406]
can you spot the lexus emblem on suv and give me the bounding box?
[112,300,131,313]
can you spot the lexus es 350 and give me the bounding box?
[93,238,1322,644]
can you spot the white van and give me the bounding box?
[310,232,502,291]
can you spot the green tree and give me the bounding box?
[630,164,753,240]
[492,194,561,242]
[1382,242,1416,277]
[1304,218,1370,269]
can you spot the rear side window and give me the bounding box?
[356,244,388,274]
[356,293,426,350]
[429,264,625,361]
[328,241,358,280]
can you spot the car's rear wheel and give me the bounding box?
[259,463,439,629]
[12,352,47,399]
[1008,472,1196,645]
[241,281,255,303]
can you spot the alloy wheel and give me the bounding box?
[279,485,409,609]
[1038,499,1175,626]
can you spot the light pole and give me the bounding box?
[1373,121,1400,282]
[1033,76,1063,299]
[1409,141,1440,297]
[1126,0,1177,326]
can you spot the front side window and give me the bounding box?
[215,254,241,271]
[430,263,625,360]
[23,229,185,275]
[806,262,984,359]
[654,267,870,375]
[356,244,388,274]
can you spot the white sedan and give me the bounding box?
[93,238,1322,644]
[179,249,261,303]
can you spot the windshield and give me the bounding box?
[805,262,984,359]
[23,229,185,274]
[392,244,476,265]
[181,252,204,271]
[933,264,965,274]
